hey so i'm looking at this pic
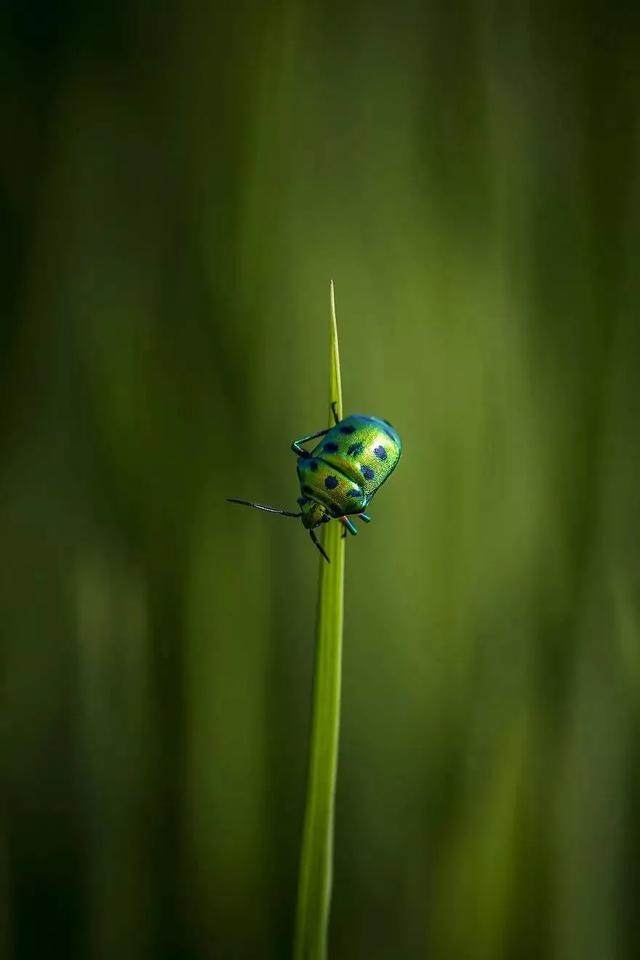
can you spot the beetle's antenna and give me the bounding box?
[309,529,330,563]
[227,498,302,518]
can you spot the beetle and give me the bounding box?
[228,403,402,561]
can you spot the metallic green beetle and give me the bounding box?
[228,403,402,561]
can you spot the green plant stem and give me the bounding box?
[294,282,345,960]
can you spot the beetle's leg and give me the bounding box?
[291,427,330,457]
[291,401,339,456]
[309,529,330,562]
[358,512,372,523]
[339,517,358,536]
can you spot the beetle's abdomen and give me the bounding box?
[310,415,402,500]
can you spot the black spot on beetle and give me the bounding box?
[309,460,318,471]
[374,446,387,460]
[325,475,339,490]
[324,442,339,453]
[340,425,355,434]
[347,442,363,457]
[361,465,375,481]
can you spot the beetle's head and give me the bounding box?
[298,497,331,530]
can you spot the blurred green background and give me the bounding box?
[2,1,640,958]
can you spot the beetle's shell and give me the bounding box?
[296,414,401,517]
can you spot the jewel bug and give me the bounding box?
[228,403,402,562]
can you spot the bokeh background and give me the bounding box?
[2,1,640,958]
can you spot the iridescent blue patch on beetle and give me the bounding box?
[374,446,387,460]
[361,465,375,480]
[325,476,338,490]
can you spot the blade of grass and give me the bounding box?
[294,281,345,960]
